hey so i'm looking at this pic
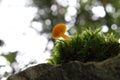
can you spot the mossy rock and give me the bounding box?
[7,54,120,80]
[48,29,120,64]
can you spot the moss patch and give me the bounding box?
[48,29,120,64]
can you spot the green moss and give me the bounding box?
[48,29,120,64]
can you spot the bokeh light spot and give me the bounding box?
[102,25,109,32]
[31,21,43,32]
[92,6,106,17]
[111,24,118,30]
[67,6,77,16]
[106,4,115,13]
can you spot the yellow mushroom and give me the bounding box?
[52,23,71,41]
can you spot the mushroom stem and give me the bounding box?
[61,33,71,41]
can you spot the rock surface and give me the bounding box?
[7,54,120,80]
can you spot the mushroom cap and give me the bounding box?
[52,23,66,39]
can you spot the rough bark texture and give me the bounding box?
[7,54,120,80]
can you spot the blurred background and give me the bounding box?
[0,0,120,80]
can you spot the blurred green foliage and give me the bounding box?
[48,29,120,64]
[0,51,17,79]
[2,51,17,64]
[32,0,120,38]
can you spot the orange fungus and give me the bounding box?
[52,23,71,41]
